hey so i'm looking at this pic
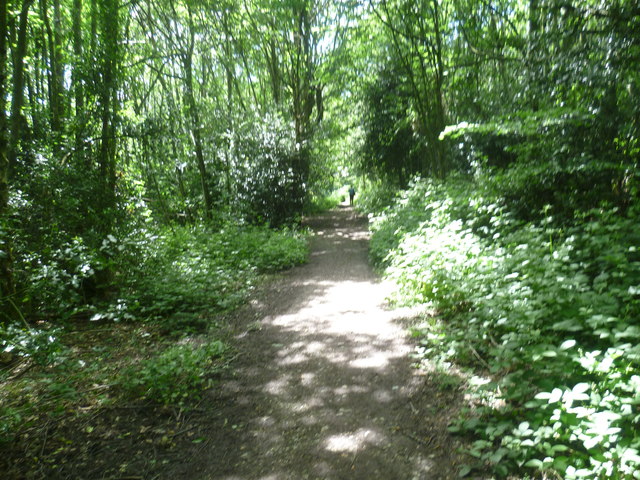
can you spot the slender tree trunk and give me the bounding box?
[528,0,540,110]
[290,2,314,187]
[267,38,281,105]
[143,138,171,222]
[183,7,212,219]
[183,52,213,219]
[174,154,193,224]
[223,10,233,204]
[72,0,85,161]
[26,71,42,138]
[39,0,63,134]
[430,0,447,177]
[9,0,33,172]
[90,0,98,60]
[156,72,193,223]
[0,0,16,320]
[53,0,65,123]
[98,0,119,214]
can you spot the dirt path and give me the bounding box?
[168,207,468,479]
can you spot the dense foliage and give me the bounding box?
[357,2,640,476]
[370,176,640,479]
[0,223,307,443]
[0,0,356,326]
[356,0,639,189]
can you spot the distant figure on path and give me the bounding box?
[348,186,356,206]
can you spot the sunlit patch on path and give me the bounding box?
[167,207,465,480]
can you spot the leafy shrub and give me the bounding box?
[441,113,636,225]
[235,226,309,273]
[371,177,640,479]
[0,325,64,366]
[0,407,22,444]
[120,340,227,406]
[157,312,210,337]
[359,59,426,184]
[233,111,305,227]
[15,230,137,321]
[305,187,345,214]
[23,237,101,316]
[10,215,307,331]
[118,223,307,322]
[353,180,399,218]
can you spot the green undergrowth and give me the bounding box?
[370,177,640,479]
[119,339,229,406]
[306,191,343,213]
[1,222,308,446]
[120,223,309,320]
[305,185,354,214]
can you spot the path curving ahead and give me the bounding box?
[169,207,466,479]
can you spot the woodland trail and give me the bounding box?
[168,207,467,479]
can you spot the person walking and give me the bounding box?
[348,186,356,206]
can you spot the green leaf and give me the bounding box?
[458,464,473,477]
[621,448,640,464]
[583,435,602,450]
[534,391,552,400]
[554,455,570,471]
[489,448,508,464]
[524,459,544,468]
[552,319,582,332]
[572,383,590,394]
[535,388,563,403]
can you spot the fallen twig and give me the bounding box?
[169,424,200,438]
[469,344,491,371]
[400,429,435,447]
[40,420,51,457]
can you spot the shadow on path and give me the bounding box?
[168,208,467,480]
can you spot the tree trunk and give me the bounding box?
[98,0,119,215]
[39,0,63,134]
[9,0,34,172]
[267,38,281,105]
[156,72,194,223]
[90,0,98,60]
[528,0,540,110]
[72,0,85,162]
[223,10,233,204]
[290,2,314,187]
[27,71,42,138]
[430,0,447,177]
[183,7,212,219]
[53,0,65,124]
[0,0,16,320]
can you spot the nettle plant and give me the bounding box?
[372,178,640,479]
[123,222,308,321]
[120,340,227,407]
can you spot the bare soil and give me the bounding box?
[2,207,472,479]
